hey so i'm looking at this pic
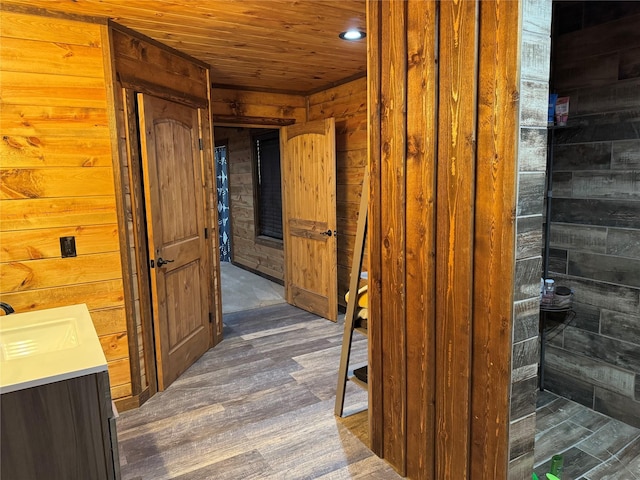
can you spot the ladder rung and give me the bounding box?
[348,375,368,391]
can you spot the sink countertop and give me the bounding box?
[0,304,108,394]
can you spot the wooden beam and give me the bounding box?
[213,115,296,127]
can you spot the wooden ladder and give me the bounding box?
[334,168,369,417]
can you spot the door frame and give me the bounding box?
[120,86,222,400]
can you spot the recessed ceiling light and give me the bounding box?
[339,29,366,41]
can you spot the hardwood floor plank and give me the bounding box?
[243,400,374,478]
[170,450,273,480]
[117,304,401,479]
[120,429,254,480]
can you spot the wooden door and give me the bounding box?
[138,94,211,390]
[280,118,338,321]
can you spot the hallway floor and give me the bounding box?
[117,267,639,479]
[220,262,285,314]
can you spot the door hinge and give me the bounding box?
[209,312,213,323]
[204,227,209,239]
[198,138,204,151]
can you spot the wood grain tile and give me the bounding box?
[534,446,600,479]
[578,419,640,461]
[535,392,640,480]
[117,304,403,480]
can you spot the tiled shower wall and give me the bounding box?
[544,5,640,428]
[509,0,553,477]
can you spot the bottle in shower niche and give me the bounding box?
[542,279,555,306]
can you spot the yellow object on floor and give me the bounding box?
[345,285,368,308]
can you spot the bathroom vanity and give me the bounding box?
[0,304,120,480]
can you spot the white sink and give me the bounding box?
[0,304,107,394]
[1,317,79,361]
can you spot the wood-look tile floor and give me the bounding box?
[117,301,640,480]
[535,390,640,480]
[117,304,403,480]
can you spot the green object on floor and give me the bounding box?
[550,453,563,478]
[546,475,560,480]
[532,474,539,480]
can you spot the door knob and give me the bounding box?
[156,257,175,267]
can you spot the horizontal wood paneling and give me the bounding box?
[0,135,113,167]
[212,88,306,124]
[1,252,123,292]
[1,71,108,108]
[0,37,106,78]
[0,224,119,262]
[0,167,115,199]
[0,2,367,103]
[0,105,109,137]
[1,196,117,230]
[0,11,128,400]
[1,0,367,95]
[0,279,125,312]
[0,10,103,45]
[108,357,132,389]
[91,306,128,336]
[99,331,129,361]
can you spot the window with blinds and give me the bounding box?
[252,130,283,241]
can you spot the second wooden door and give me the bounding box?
[280,118,338,321]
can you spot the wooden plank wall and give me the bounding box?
[213,80,367,305]
[215,127,286,281]
[211,89,306,282]
[212,88,306,127]
[545,8,640,429]
[0,9,131,400]
[367,1,533,478]
[307,77,367,304]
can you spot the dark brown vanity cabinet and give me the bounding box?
[1,371,120,480]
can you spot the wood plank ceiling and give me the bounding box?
[3,0,367,95]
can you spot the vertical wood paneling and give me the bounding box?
[405,1,437,478]
[367,0,384,459]
[435,1,478,478]
[380,0,408,473]
[471,1,519,478]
